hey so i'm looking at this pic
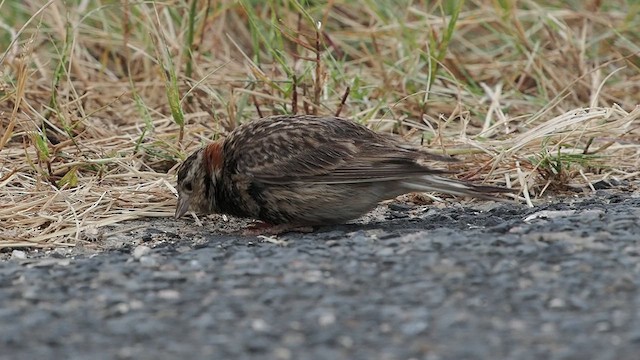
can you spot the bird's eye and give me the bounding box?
[184,182,193,192]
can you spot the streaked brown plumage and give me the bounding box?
[175,115,514,227]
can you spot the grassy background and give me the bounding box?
[1,0,639,248]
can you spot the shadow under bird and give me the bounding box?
[174,115,515,231]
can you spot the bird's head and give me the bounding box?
[175,141,224,219]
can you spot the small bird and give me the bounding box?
[175,115,514,232]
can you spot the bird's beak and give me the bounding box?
[175,195,191,219]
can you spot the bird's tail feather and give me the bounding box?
[400,175,516,201]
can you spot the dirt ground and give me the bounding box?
[2,186,640,360]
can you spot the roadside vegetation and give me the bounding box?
[1,0,639,248]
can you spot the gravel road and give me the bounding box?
[2,189,640,360]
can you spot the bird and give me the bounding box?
[174,115,515,232]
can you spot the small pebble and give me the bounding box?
[139,256,158,267]
[388,203,413,211]
[157,289,181,300]
[11,250,26,260]
[376,247,394,257]
[251,319,269,332]
[132,245,151,259]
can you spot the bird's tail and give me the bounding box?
[400,175,517,201]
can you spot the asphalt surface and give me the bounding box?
[2,189,640,360]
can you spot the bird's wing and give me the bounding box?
[231,133,448,185]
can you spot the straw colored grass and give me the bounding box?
[1,0,640,248]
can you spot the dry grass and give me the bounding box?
[1,0,640,249]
